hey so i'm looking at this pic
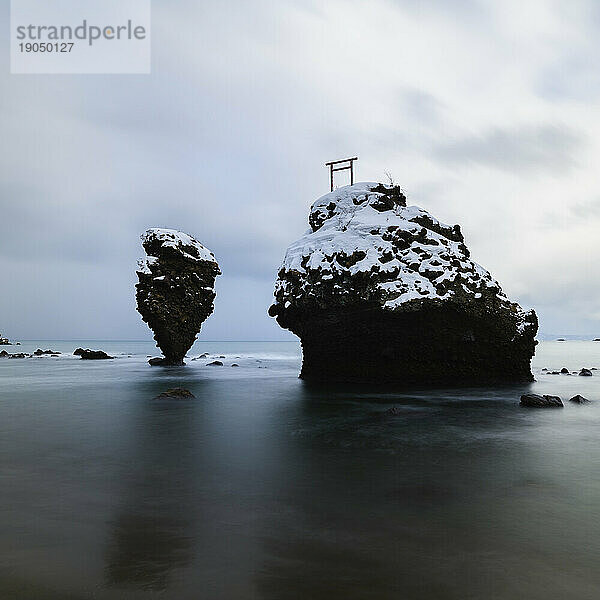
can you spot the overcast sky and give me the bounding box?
[2,0,600,341]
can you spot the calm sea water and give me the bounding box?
[1,340,600,599]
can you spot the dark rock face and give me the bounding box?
[579,368,593,377]
[78,349,114,360]
[207,360,223,366]
[155,388,195,399]
[136,229,220,366]
[569,395,590,404]
[269,182,538,385]
[520,394,564,408]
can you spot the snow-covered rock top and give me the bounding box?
[137,228,217,274]
[273,182,519,311]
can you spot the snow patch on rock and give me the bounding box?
[141,228,217,264]
[273,182,512,311]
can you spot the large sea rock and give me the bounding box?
[269,182,538,385]
[136,228,220,365]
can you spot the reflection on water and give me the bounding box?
[104,401,196,591]
[1,341,600,599]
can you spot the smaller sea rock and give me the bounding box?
[579,368,593,377]
[385,407,403,415]
[78,349,114,360]
[148,357,166,366]
[560,367,569,374]
[8,353,30,359]
[207,360,223,366]
[231,363,239,367]
[557,338,566,341]
[520,394,564,408]
[155,388,195,399]
[0,350,8,357]
[34,349,60,356]
[569,395,590,404]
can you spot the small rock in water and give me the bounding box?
[155,388,195,399]
[569,395,590,404]
[218,355,226,358]
[8,353,30,359]
[148,357,166,366]
[557,338,566,341]
[78,349,114,360]
[551,371,560,375]
[34,349,60,356]
[207,360,223,366]
[231,363,239,367]
[385,406,403,415]
[0,350,8,357]
[520,394,564,408]
[560,367,569,374]
[579,368,593,377]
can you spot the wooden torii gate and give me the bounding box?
[325,157,357,191]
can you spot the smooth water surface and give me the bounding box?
[1,340,600,599]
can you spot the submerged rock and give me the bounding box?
[78,349,114,360]
[269,182,538,385]
[136,229,220,366]
[520,394,563,408]
[155,388,195,399]
[569,394,590,404]
[207,360,223,366]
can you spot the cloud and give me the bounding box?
[433,125,584,174]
